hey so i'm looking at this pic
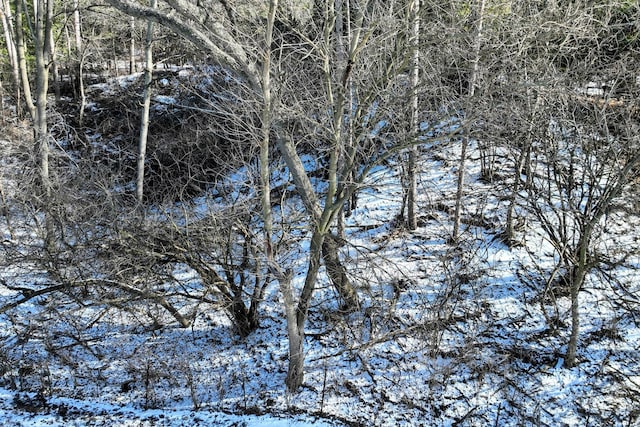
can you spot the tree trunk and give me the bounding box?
[77,55,87,126]
[129,16,136,73]
[13,0,35,119]
[34,0,51,186]
[285,228,325,391]
[260,0,276,256]
[73,0,81,52]
[277,133,360,309]
[47,20,60,103]
[565,235,589,368]
[33,0,54,249]
[257,0,309,392]
[453,0,486,243]
[406,0,420,231]
[452,138,467,242]
[285,318,305,392]
[565,265,584,368]
[69,0,86,124]
[0,0,22,115]
[335,0,347,239]
[0,171,15,239]
[232,294,258,338]
[185,256,256,336]
[504,146,526,243]
[276,113,360,315]
[322,234,358,311]
[136,0,156,205]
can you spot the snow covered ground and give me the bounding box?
[0,386,342,426]
[1,87,639,426]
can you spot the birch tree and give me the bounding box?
[21,0,56,249]
[70,0,86,124]
[0,0,21,115]
[136,0,157,205]
[405,0,420,231]
[12,0,35,119]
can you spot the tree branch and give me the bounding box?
[103,0,260,89]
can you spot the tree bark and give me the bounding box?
[317,0,362,310]
[69,0,86,124]
[565,239,587,368]
[136,0,156,205]
[33,0,54,250]
[13,0,35,120]
[256,0,307,391]
[73,0,81,52]
[406,0,420,231]
[452,138,467,242]
[0,0,22,115]
[47,17,60,103]
[322,234,358,311]
[285,228,325,391]
[129,16,136,74]
[260,0,276,256]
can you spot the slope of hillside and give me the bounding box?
[0,76,639,426]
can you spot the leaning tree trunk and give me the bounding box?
[276,133,360,312]
[285,229,324,391]
[322,234,358,311]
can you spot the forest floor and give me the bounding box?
[0,72,639,426]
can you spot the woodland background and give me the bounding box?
[0,1,639,425]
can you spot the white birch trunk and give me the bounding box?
[136,0,156,205]
[0,0,21,114]
[129,16,136,74]
[13,0,35,119]
[407,0,420,231]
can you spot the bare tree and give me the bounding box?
[30,0,57,250]
[0,0,22,115]
[136,0,157,205]
[405,0,420,231]
[94,0,458,391]
[70,0,87,124]
[128,16,136,74]
[503,1,640,367]
[526,98,640,367]
[12,0,35,119]
[452,0,486,243]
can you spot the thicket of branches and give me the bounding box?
[0,0,639,397]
